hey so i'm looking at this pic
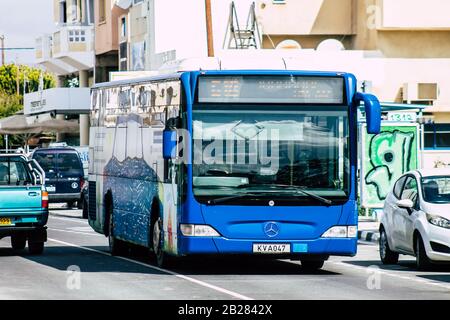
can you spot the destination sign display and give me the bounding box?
[198,76,344,104]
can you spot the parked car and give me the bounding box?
[31,147,85,209]
[380,168,450,270]
[0,153,48,254]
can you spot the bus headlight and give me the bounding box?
[180,224,221,237]
[321,226,357,238]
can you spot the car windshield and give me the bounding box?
[0,159,32,186]
[422,176,450,203]
[57,153,83,177]
[33,152,83,178]
[33,153,57,178]
[192,104,350,204]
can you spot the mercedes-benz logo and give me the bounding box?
[264,222,279,238]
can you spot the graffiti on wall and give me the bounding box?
[361,125,419,208]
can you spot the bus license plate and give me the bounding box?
[253,244,290,254]
[47,186,56,192]
[0,218,12,226]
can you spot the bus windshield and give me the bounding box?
[192,104,350,204]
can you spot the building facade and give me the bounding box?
[256,0,450,165]
[34,0,95,146]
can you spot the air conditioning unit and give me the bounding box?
[403,82,439,102]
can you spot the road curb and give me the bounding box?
[358,230,379,243]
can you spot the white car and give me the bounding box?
[380,168,450,270]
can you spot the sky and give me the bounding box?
[0,0,55,65]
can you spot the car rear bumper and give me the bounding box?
[0,225,47,241]
[177,236,357,257]
[48,193,81,202]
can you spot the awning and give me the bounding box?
[0,113,79,135]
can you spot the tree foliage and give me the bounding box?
[0,64,56,148]
[0,64,55,96]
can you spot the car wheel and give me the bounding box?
[107,205,127,256]
[11,235,26,250]
[77,198,83,210]
[82,197,88,219]
[28,241,44,255]
[416,234,432,271]
[301,260,325,271]
[379,228,399,264]
[67,201,75,208]
[152,217,171,268]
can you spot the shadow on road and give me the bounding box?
[340,259,450,273]
[0,244,340,276]
[418,274,450,283]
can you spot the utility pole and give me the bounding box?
[205,0,214,57]
[0,35,5,65]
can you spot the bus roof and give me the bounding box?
[92,56,350,90]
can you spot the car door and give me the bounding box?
[56,152,83,196]
[396,175,419,253]
[385,175,406,250]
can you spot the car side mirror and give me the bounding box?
[397,199,414,210]
[163,129,177,160]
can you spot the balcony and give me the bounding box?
[52,25,95,70]
[377,0,450,30]
[35,25,94,76]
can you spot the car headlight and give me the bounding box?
[180,224,221,237]
[427,214,450,229]
[321,226,357,238]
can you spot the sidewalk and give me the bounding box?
[358,219,380,243]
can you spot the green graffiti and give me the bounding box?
[364,127,417,204]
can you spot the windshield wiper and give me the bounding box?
[237,183,333,206]
[207,191,280,205]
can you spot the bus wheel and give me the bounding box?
[107,205,126,256]
[152,217,171,268]
[301,260,325,271]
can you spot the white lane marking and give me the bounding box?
[48,228,103,237]
[49,216,87,224]
[327,260,450,291]
[48,238,253,300]
[69,227,94,232]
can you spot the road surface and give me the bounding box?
[0,207,449,300]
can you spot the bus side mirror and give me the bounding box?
[163,129,177,159]
[355,92,381,134]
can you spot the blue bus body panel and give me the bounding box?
[175,70,361,257]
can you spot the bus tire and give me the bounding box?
[11,235,26,250]
[28,241,44,255]
[301,260,325,271]
[106,199,127,256]
[151,216,172,268]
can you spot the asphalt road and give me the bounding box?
[0,208,449,300]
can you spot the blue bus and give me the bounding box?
[88,65,380,269]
